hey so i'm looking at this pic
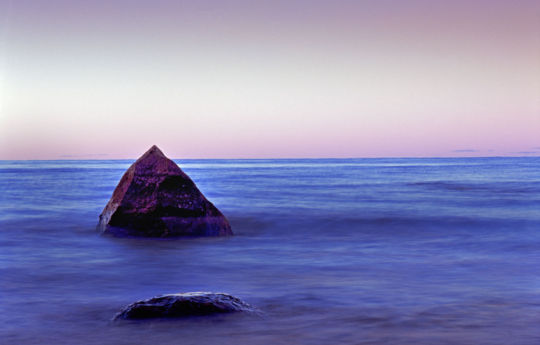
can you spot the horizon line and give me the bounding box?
[1,155,539,161]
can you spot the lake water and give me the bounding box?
[1,157,539,344]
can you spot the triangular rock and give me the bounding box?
[98,145,232,237]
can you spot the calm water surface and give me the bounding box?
[1,157,539,344]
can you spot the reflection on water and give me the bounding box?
[1,157,540,344]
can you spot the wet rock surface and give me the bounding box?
[98,145,232,237]
[114,292,257,320]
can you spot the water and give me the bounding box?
[1,157,539,344]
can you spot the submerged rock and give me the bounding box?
[98,145,232,237]
[114,292,256,320]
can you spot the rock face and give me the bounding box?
[98,145,232,237]
[114,292,256,320]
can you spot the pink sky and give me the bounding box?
[0,0,539,159]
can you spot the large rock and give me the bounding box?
[98,145,232,237]
[114,292,257,320]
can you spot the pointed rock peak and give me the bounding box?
[138,145,165,161]
[132,145,181,176]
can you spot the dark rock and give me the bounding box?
[98,145,232,237]
[114,292,257,320]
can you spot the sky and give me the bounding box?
[0,0,539,159]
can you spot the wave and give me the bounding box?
[227,213,537,237]
[408,181,537,193]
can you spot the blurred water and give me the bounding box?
[1,157,539,345]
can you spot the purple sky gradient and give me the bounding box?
[0,0,539,159]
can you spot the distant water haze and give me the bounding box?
[0,0,539,159]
